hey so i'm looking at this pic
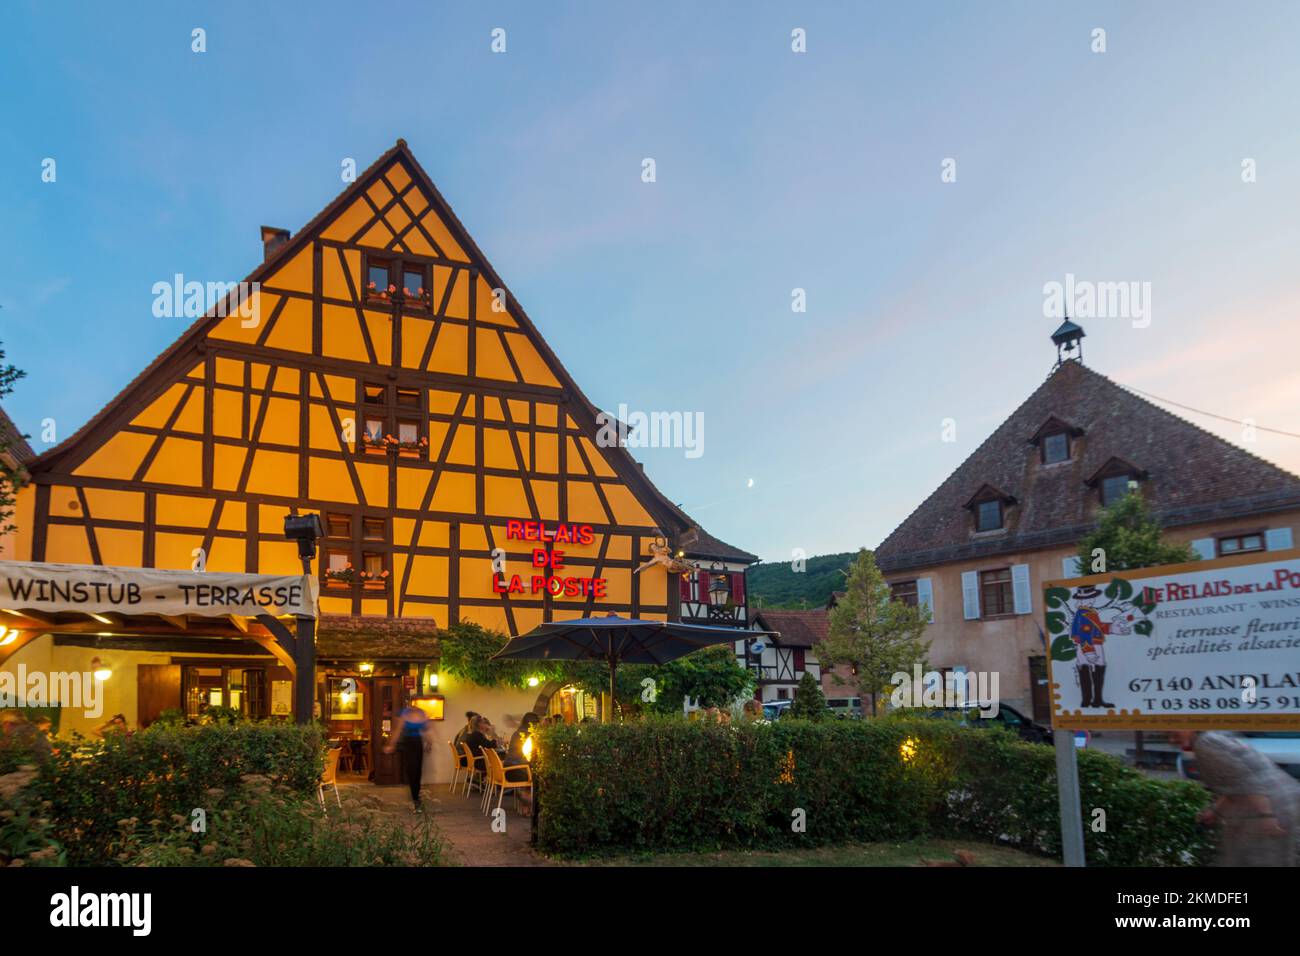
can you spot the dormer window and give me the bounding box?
[1087,457,1147,507]
[964,484,1015,534]
[1101,475,1135,506]
[1029,416,1082,465]
[1043,432,1070,464]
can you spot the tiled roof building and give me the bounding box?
[874,350,1299,721]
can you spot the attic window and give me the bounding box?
[964,484,1014,533]
[401,265,430,307]
[1101,475,1136,507]
[1030,417,1082,465]
[1042,432,1070,465]
[1088,457,1146,507]
[367,259,394,295]
[976,500,1003,532]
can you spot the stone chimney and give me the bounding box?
[260,226,290,261]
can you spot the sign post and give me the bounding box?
[1053,729,1087,867]
[1042,547,1300,865]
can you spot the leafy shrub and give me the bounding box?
[0,765,64,866]
[151,708,188,728]
[533,717,1214,865]
[789,672,830,721]
[200,705,242,725]
[35,722,325,865]
[121,776,446,867]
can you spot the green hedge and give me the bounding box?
[36,723,325,865]
[533,718,1214,865]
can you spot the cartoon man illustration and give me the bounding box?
[1070,603,1116,709]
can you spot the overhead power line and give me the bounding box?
[1117,382,1300,440]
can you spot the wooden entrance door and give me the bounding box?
[370,676,404,785]
[137,664,182,728]
[1028,656,1050,723]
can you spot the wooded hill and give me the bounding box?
[744,552,855,610]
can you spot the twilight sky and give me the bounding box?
[2,1,1299,562]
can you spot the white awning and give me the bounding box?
[0,560,318,620]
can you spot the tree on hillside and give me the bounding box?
[818,548,930,716]
[789,671,829,721]
[0,339,28,537]
[1074,491,1198,573]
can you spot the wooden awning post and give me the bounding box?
[294,615,316,725]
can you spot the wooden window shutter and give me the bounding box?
[916,577,935,624]
[679,573,693,603]
[1011,564,1032,615]
[793,648,806,671]
[731,573,745,604]
[1265,527,1294,551]
[696,571,710,603]
[961,571,981,620]
[1191,538,1216,561]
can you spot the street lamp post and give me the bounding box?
[283,513,323,725]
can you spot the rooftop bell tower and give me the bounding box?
[1051,317,1085,367]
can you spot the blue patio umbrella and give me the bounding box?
[491,615,769,721]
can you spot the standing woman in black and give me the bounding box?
[384,703,432,811]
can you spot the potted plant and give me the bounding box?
[324,564,356,587]
[364,281,396,306]
[360,568,390,590]
[401,284,433,311]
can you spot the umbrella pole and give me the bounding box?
[608,655,617,723]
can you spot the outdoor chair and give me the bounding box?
[318,746,342,810]
[351,739,369,774]
[459,742,485,797]
[481,748,532,816]
[448,739,468,793]
[332,738,354,773]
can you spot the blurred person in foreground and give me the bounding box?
[1171,729,1300,866]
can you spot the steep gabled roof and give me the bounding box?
[680,526,759,564]
[752,608,828,648]
[0,405,34,465]
[26,139,740,553]
[876,360,1300,573]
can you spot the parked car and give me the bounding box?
[826,697,864,719]
[761,700,793,721]
[915,701,1053,744]
[1177,732,1300,782]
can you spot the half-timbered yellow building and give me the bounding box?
[1,141,754,782]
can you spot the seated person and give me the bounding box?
[453,711,478,749]
[508,713,537,760]
[461,716,499,774]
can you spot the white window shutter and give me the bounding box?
[1191,538,1216,561]
[1012,563,1033,615]
[1266,527,1294,551]
[961,571,980,620]
[1062,556,1083,578]
[916,577,935,624]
